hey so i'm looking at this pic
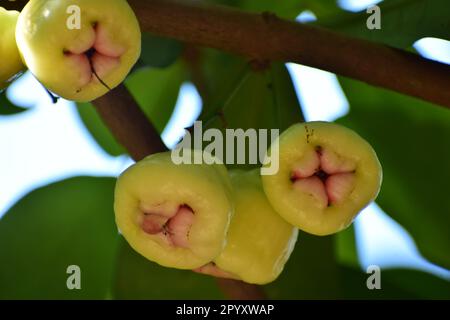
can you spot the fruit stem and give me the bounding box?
[88,57,112,91]
[42,85,59,104]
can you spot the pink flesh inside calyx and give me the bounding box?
[291,146,356,208]
[63,23,125,89]
[140,204,195,248]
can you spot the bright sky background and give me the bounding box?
[0,0,449,280]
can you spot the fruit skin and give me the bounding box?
[16,0,141,102]
[213,169,298,285]
[0,8,25,89]
[114,150,233,270]
[262,121,382,236]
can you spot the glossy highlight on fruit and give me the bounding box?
[114,151,233,270]
[16,0,141,102]
[0,8,25,89]
[262,121,382,236]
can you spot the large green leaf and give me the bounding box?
[199,62,304,169]
[209,64,303,130]
[140,33,184,69]
[76,102,126,156]
[0,177,118,299]
[335,225,359,268]
[113,237,224,299]
[214,0,339,20]
[321,0,450,48]
[0,90,28,116]
[337,76,450,269]
[237,0,306,19]
[340,266,450,299]
[198,50,249,120]
[264,231,450,299]
[198,50,304,128]
[265,232,341,299]
[300,0,342,20]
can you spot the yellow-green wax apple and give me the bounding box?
[262,121,382,236]
[114,150,234,270]
[0,8,25,89]
[16,0,141,102]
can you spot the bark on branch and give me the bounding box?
[92,84,166,161]
[127,0,450,108]
[6,0,450,107]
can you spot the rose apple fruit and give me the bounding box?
[0,8,25,89]
[15,0,141,102]
[114,150,233,270]
[262,121,382,236]
[196,169,298,284]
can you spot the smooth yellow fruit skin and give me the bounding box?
[0,8,25,89]
[214,169,298,285]
[262,121,382,236]
[114,151,233,270]
[16,0,141,102]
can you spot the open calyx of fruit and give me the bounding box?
[115,121,382,284]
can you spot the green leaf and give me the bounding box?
[340,266,450,299]
[335,225,359,268]
[225,0,341,19]
[0,90,28,116]
[381,269,450,299]
[76,102,126,156]
[237,0,305,19]
[113,237,224,299]
[206,0,240,7]
[140,33,183,68]
[219,63,304,130]
[126,61,187,133]
[265,232,341,299]
[201,62,304,170]
[302,0,342,20]
[337,76,450,269]
[320,0,450,48]
[0,177,119,299]
[198,50,249,120]
[235,0,340,20]
[265,230,450,299]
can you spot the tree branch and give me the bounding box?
[7,0,450,107]
[92,84,166,161]
[182,45,210,103]
[127,0,450,108]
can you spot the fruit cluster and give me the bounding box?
[115,122,382,284]
[1,0,141,101]
[1,1,382,285]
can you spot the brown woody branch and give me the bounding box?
[6,0,450,107]
[92,84,165,161]
[128,0,450,108]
